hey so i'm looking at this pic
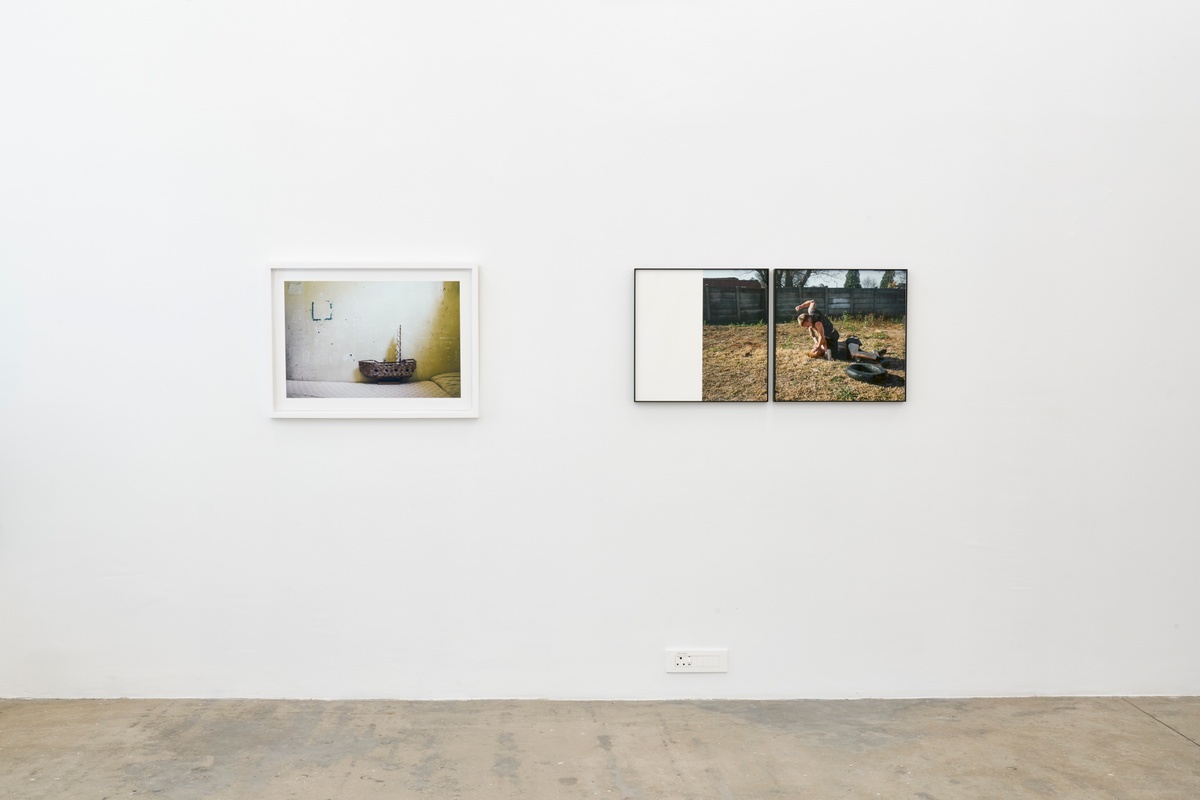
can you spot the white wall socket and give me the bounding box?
[666,649,728,673]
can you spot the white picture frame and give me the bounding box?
[270,263,479,418]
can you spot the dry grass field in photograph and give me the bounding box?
[702,324,769,401]
[775,316,906,402]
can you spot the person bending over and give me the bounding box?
[795,300,885,361]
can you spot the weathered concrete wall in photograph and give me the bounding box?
[284,281,460,382]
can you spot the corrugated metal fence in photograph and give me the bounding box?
[703,282,767,324]
[775,287,907,321]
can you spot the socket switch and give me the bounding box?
[666,649,728,673]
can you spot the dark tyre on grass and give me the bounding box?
[846,362,888,383]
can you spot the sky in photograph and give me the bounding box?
[704,269,907,287]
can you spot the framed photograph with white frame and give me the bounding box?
[270,263,479,418]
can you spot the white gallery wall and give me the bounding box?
[2,1,1198,699]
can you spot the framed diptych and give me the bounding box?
[634,268,906,403]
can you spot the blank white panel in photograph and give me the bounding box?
[634,270,703,401]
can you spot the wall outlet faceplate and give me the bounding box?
[666,649,728,673]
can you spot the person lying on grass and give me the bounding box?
[795,300,885,362]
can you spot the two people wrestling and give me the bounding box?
[795,300,886,362]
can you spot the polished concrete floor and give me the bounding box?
[2,697,1198,799]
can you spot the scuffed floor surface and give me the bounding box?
[285,380,450,398]
[1,698,1198,799]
